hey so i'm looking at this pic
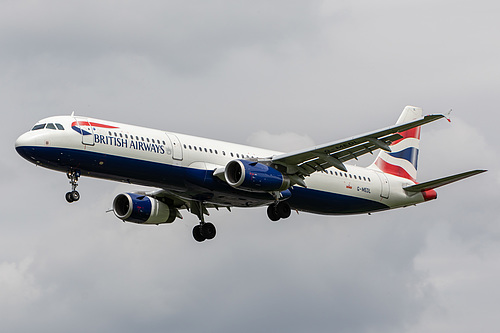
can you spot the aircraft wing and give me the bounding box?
[270,114,445,177]
[139,189,232,219]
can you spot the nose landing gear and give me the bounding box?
[65,170,81,203]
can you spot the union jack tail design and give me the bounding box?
[370,106,422,182]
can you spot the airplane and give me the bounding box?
[15,106,486,242]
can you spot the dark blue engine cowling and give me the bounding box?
[224,160,290,192]
[112,193,176,224]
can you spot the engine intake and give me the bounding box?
[113,193,176,224]
[224,160,290,192]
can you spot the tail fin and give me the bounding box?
[370,106,422,182]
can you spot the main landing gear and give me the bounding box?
[191,201,216,242]
[192,222,216,242]
[65,170,81,203]
[267,201,291,222]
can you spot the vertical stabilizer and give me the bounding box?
[370,106,422,182]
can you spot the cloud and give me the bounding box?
[0,1,323,75]
[3,1,500,332]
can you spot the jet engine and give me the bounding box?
[112,193,176,224]
[224,159,290,192]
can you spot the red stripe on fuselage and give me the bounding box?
[71,121,119,129]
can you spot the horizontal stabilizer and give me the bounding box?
[404,170,486,192]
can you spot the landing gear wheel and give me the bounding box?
[65,192,74,203]
[276,201,291,219]
[267,205,280,222]
[193,225,206,242]
[201,222,217,240]
[70,190,80,202]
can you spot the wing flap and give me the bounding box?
[403,170,487,192]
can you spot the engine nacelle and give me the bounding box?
[112,193,176,224]
[224,159,290,192]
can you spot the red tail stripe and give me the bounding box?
[392,127,421,145]
[375,158,416,182]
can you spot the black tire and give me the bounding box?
[276,201,291,219]
[267,205,280,222]
[193,225,206,242]
[65,192,74,203]
[201,222,216,240]
[71,190,80,202]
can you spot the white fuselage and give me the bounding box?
[15,115,429,215]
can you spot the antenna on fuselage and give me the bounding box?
[71,111,75,117]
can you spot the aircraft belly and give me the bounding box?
[20,146,391,214]
[288,186,389,215]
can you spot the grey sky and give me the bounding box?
[1,1,499,332]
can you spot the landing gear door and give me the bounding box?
[376,172,390,199]
[74,118,95,146]
[166,133,183,161]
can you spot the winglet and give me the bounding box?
[444,109,452,123]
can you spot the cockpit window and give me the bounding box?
[55,123,64,130]
[31,124,46,131]
[46,123,56,130]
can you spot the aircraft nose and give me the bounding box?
[15,132,31,149]
[15,132,38,161]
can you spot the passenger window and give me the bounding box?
[46,123,56,130]
[55,123,64,130]
[194,146,197,151]
[32,124,46,130]
[222,151,226,156]
[189,145,192,150]
[119,133,123,138]
[215,150,218,154]
[209,149,213,153]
